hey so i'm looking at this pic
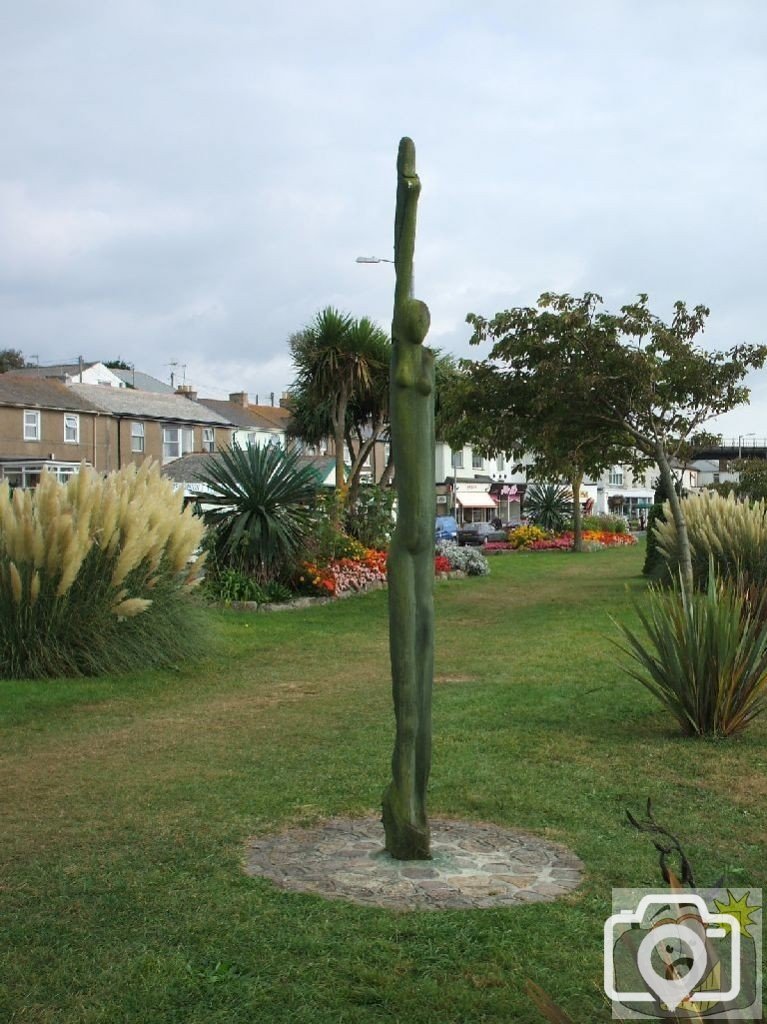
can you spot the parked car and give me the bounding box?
[456,521,507,546]
[435,515,459,542]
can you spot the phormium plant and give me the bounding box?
[615,563,767,737]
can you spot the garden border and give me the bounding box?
[225,571,467,613]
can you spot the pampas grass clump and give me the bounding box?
[0,462,205,679]
[653,490,767,590]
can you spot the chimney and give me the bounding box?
[229,391,249,407]
[175,384,198,401]
[279,391,293,408]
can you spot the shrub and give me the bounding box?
[346,485,396,550]
[523,483,573,533]
[0,463,204,679]
[306,490,371,565]
[436,542,490,576]
[198,443,319,583]
[582,513,627,535]
[202,568,292,604]
[642,503,667,578]
[616,568,767,737]
[653,490,767,591]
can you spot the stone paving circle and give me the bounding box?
[244,816,583,910]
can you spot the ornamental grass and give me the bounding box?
[653,489,767,590]
[0,462,205,679]
[616,565,767,737]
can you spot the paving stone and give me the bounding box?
[244,816,583,912]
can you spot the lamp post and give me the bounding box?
[355,256,395,264]
[738,433,756,459]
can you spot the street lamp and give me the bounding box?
[738,433,756,459]
[355,255,395,264]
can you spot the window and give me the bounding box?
[131,421,145,453]
[472,451,484,470]
[496,455,505,472]
[163,424,196,462]
[609,466,624,486]
[64,413,79,444]
[451,449,464,470]
[162,426,181,462]
[23,410,40,441]
[202,427,215,453]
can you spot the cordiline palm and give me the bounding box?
[290,307,389,492]
[524,482,574,533]
[197,444,319,582]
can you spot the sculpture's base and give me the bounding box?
[381,789,430,860]
[244,817,583,911]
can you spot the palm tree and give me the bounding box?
[197,444,319,582]
[289,308,390,497]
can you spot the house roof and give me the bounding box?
[250,404,292,430]
[69,384,235,425]
[296,455,336,484]
[161,451,337,488]
[8,362,100,379]
[196,398,285,431]
[0,375,102,413]
[161,452,221,484]
[111,369,174,393]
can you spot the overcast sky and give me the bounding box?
[2,1,766,436]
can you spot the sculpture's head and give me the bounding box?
[404,299,430,345]
[397,137,417,178]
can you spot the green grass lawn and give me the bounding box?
[1,546,765,1023]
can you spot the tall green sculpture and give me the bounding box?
[382,138,436,860]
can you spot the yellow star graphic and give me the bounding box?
[713,889,761,938]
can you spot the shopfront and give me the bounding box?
[489,481,525,526]
[454,482,498,525]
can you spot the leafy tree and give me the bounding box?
[104,358,132,370]
[197,444,319,583]
[288,308,390,501]
[444,294,640,551]
[732,459,767,502]
[456,292,767,585]
[584,293,767,593]
[0,349,26,373]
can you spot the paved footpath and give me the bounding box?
[245,817,583,911]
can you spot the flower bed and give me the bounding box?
[299,549,462,598]
[487,530,638,553]
[301,549,387,597]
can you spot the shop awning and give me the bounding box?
[455,493,498,509]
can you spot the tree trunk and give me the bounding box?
[332,387,349,496]
[379,449,395,488]
[571,470,584,553]
[656,444,693,595]
[347,420,384,505]
[382,137,434,860]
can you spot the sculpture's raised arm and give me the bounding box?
[394,137,421,311]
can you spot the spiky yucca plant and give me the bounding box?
[198,443,319,583]
[653,490,767,590]
[523,483,574,533]
[0,462,204,679]
[615,566,767,737]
